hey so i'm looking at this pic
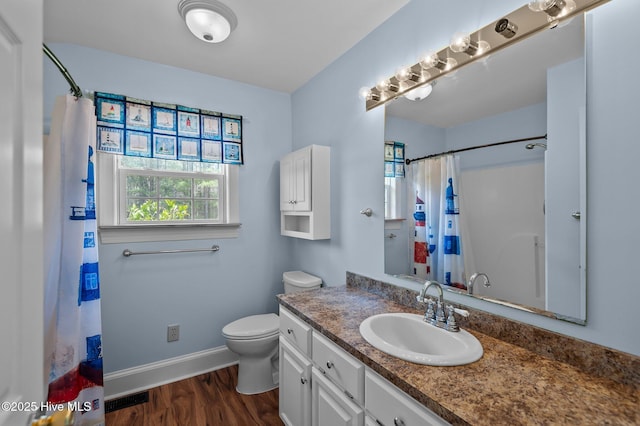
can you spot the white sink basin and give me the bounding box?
[359,313,483,366]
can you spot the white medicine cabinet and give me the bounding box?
[280,145,330,240]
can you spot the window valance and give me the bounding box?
[94,92,243,164]
[384,141,405,177]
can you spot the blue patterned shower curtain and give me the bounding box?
[44,95,104,425]
[410,154,467,289]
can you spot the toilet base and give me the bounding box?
[235,353,279,395]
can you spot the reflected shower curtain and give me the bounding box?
[44,95,104,425]
[410,155,467,289]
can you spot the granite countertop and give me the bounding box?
[277,286,639,426]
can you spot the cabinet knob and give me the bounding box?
[326,361,334,369]
[287,328,293,334]
[300,377,308,385]
[394,417,406,426]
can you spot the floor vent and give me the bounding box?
[105,391,149,413]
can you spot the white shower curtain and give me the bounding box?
[410,155,468,289]
[44,95,104,425]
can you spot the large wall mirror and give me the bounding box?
[383,15,587,324]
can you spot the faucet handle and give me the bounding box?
[445,305,460,332]
[453,307,469,317]
[424,298,436,323]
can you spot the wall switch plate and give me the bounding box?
[167,324,180,342]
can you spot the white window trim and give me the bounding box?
[96,154,240,244]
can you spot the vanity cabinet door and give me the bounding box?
[365,370,449,426]
[312,368,364,426]
[280,337,312,426]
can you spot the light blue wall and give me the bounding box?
[44,44,294,372]
[291,0,640,356]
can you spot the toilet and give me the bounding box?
[222,271,322,394]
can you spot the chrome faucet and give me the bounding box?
[419,281,446,327]
[467,272,490,295]
[417,280,469,331]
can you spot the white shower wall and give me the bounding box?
[460,163,546,309]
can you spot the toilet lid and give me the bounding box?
[222,313,279,340]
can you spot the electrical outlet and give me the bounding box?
[167,324,180,342]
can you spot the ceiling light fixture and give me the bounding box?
[178,0,238,43]
[404,82,435,101]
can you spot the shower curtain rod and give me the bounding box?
[405,134,547,165]
[43,43,83,98]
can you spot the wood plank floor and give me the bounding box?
[106,365,283,426]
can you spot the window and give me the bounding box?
[118,156,223,224]
[97,154,240,243]
[385,177,402,220]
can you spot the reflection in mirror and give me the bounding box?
[384,16,586,323]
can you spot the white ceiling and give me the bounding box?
[44,0,409,93]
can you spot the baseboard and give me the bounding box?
[104,346,238,400]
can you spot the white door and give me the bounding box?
[0,1,45,425]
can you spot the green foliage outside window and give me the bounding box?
[125,174,219,222]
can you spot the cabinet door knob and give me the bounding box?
[300,377,308,385]
[326,361,334,369]
[287,328,293,334]
[394,417,406,426]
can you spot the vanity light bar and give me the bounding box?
[363,0,610,111]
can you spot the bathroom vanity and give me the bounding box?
[277,275,639,425]
[279,306,447,426]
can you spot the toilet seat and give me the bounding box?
[222,313,279,340]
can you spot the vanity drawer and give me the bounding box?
[280,306,313,356]
[365,369,449,426]
[312,331,364,404]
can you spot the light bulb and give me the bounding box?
[528,0,575,19]
[418,70,431,83]
[376,79,398,93]
[528,0,558,13]
[450,32,472,53]
[419,52,439,69]
[358,86,379,102]
[449,32,490,56]
[376,80,390,91]
[420,53,456,71]
[393,67,410,82]
[358,86,371,100]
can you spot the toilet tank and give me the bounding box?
[283,271,322,294]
